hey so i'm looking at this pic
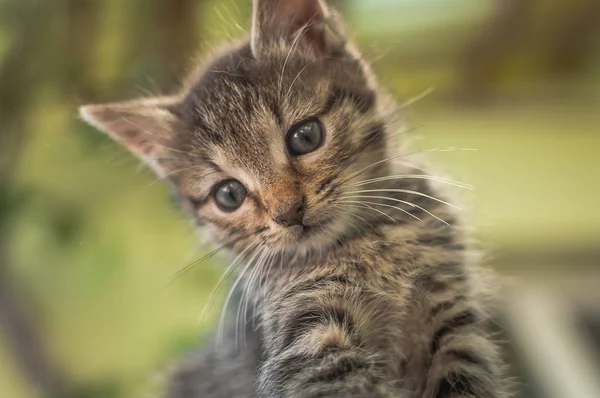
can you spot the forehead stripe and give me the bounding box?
[188,194,210,209]
[325,86,376,115]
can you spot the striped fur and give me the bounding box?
[80,1,510,397]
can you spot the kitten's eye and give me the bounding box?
[213,179,247,212]
[286,119,323,156]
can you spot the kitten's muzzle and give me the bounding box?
[273,198,304,227]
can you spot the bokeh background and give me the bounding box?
[1,0,599,397]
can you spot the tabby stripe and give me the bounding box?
[446,349,491,372]
[200,216,238,231]
[206,160,224,174]
[188,195,209,209]
[194,117,224,144]
[317,122,386,200]
[417,235,455,247]
[305,351,371,384]
[270,347,374,390]
[280,305,355,351]
[270,100,283,126]
[360,124,385,150]
[435,372,477,398]
[246,192,267,211]
[434,261,464,276]
[323,86,376,115]
[316,176,336,195]
[418,266,467,293]
[430,310,477,355]
[431,296,465,317]
[280,274,353,302]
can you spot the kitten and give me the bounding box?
[80,0,510,397]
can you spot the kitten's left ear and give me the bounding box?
[251,0,346,57]
[79,96,181,177]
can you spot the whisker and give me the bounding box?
[341,189,461,210]
[162,240,234,291]
[338,199,422,222]
[252,251,278,327]
[243,247,277,343]
[329,204,376,236]
[339,147,477,187]
[336,202,395,223]
[399,87,435,109]
[197,243,257,323]
[325,125,423,189]
[148,165,213,185]
[284,57,323,104]
[217,243,265,348]
[350,174,474,190]
[330,203,377,231]
[343,196,449,225]
[235,244,266,342]
[217,244,265,348]
[382,125,422,144]
[278,20,313,98]
[238,246,271,344]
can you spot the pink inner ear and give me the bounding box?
[80,105,164,159]
[279,0,329,55]
[108,117,168,159]
[279,0,323,24]
[252,0,339,57]
[121,128,139,140]
[118,128,155,157]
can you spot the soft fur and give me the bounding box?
[80,1,510,397]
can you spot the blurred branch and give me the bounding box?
[0,0,202,396]
[0,254,66,395]
[455,0,533,102]
[541,0,600,76]
[160,0,198,76]
[455,0,600,102]
[0,2,68,396]
[0,128,67,395]
[65,0,101,98]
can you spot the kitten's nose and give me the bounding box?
[274,198,304,227]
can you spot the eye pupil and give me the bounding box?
[286,120,323,156]
[213,179,247,212]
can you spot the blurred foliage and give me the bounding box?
[0,0,598,397]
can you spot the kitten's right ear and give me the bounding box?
[79,96,181,177]
[251,0,345,58]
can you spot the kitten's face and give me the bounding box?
[173,45,385,254]
[81,0,390,256]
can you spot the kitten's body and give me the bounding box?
[166,170,504,398]
[81,1,509,397]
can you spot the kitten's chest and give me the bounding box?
[331,253,433,378]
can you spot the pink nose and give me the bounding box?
[274,197,304,227]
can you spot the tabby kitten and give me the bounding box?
[80,0,509,397]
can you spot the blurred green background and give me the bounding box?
[0,0,599,397]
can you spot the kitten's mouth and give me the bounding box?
[286,224,316,239]
[280,223,319,241]
[300,225,316,236]
[297,219,330,240]
[276,214,335,246]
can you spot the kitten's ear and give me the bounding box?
[79,96,180,177]
[251,0,345,57]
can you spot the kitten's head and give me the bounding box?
[81,0,393,256]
